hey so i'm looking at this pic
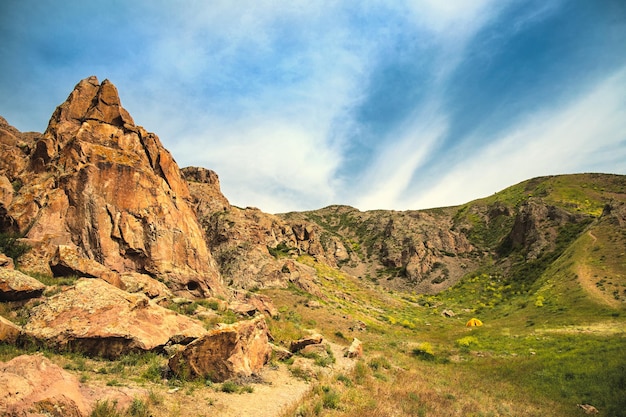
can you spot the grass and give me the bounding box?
[270,251,626,417]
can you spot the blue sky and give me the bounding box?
[1,0,625,213]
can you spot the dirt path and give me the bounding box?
[158,342,357,417]
[576,231,621,308]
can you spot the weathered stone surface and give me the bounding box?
[229,292,279,318]
[1,77,224,297]
[0,268,45,301]
[169,316,272,382]
[23,279,206,358]
[270,343,293,361]
[0,354,147,417]
[203,205,331,291]
[0,315,21,344]
[290,334,324,353]
[182,166,230,216]
[345,338,363,358]
[300,343,328,357]
[119,272,172,299]
[50,244,125,289]
[0,253,14,269]
[0,354,91,417]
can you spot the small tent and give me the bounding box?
[466,318,483,327]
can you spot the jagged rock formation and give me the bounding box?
[282,206,478,293]
[0,77,224,297]
[201,205,331,291]
[182,166,231,215]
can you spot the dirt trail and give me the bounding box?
[160,342,357,417]
[576,231,621,308]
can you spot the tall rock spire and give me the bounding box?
[9,76,224,297]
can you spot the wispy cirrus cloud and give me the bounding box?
[403,66,626,210]
[0,0,625,213]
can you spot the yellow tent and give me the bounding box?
[466,318,483,327]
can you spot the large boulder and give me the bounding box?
[0,354,91,417]
[169,315,272,382]
[22,278,206,358]
[2,77,224,297]
[0,268,45,301]
[0,354,147,417]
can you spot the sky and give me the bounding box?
[1,0,625,213]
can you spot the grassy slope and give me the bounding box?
[270,175,626,417]
[267,250,625,417]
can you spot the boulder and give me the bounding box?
[0,354,91,417]
[300,343,328,357]
[0,268,45,301]
[290,334,324,353]
[0,253,14,269]
[0,354,147,417]
[169,316,272,382]
[22,279,206,358]
[119,272,172,299]
[0,315,21,344]
[270,343,293,361]
[50,244,125,289]
[345,338,363,358]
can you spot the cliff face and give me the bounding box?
[0,77,224,296]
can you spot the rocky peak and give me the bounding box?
[3,77,224,297]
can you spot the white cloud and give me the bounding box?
[354,110,448,210]
[403,66,626,210]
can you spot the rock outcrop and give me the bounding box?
[203,206,328,291]
[0,77,224,297]
[169,315,272,382]
[283,205,478,293]
[22,278,207,358]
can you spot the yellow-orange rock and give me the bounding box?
[0,268,45,301]
[2,77,224,297]
[0,315,21,344]
[0,354,90,417]
[23,279,207,358]
[169,315,272,382]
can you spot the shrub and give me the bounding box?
[0,233,30,263]
[368,356,391,371]
[455,336,479,350]
[221,380,239,393]
[412,342,435,361]
[320,386,341,410]
[127,398,150,417]
[90,400,122,417]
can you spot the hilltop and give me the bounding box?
[1,78,625,416]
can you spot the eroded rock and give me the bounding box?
[169,316,272,382]
[0,268,45,301]
[22,279,206,358]
[290,334,324,353]
[0,354,91,417]
[0,315,21,344]
[2,77,224,297]
[345,338,363,358]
